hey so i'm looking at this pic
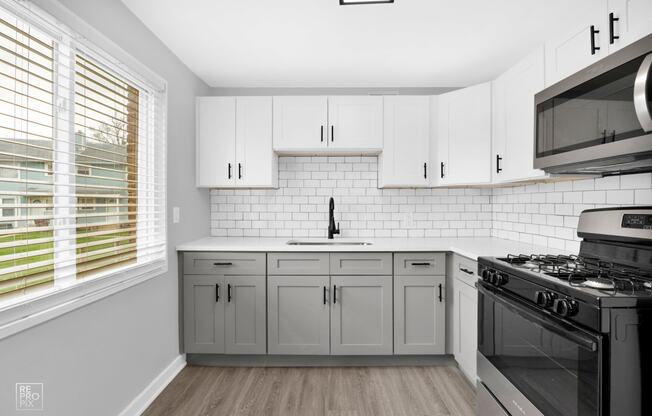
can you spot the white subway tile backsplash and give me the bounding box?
[210,156,651,252]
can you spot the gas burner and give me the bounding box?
[582,278,617,290]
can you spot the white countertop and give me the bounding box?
[176,237,571,260]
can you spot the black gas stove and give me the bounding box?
[476,207,652,416]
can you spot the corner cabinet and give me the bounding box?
[451,254,479,383]
[379,96,431,188]
[196,96,277,188]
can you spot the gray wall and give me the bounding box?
[0,1,210,415]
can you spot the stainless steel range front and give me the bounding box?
[476,207,652,416]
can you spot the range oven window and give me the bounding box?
[536,54,649,158]
[478,285,601,416]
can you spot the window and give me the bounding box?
[0,2,166,308]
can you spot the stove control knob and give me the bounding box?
[492,272,508,286]
[535,291,555,307]
[481,269,491,282]
[553,299,578,317]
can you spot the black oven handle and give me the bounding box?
[478,282,599,352]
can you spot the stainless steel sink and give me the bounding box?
[286,239,373,246]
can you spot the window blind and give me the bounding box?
[0,1,166,305]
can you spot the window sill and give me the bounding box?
[0,259,168,341]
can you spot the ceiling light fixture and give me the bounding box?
[339,0,394,5]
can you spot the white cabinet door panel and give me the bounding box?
[235,97,277,188]
[183,275,225,354]
[273,96,328,151]
[394,275,445,355]
[331,275,393,355]
[607,0,652,53]
[225,276,266,354]
[268,275,330,355]
[196,97,235,187]
[327,96,383,151]
[379,96,430,187]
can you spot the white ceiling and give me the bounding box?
[122,0,597,88]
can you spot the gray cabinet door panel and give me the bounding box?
[267,252,330,275]
[184,252,266,275]
[330,252,392,275]
[394,252,445,275]
[454,276,478,382]
[394,275,445,355]
[331,275,393,355]
[268,275,330,355]
[184,275,225,354]
[225,275,267,354]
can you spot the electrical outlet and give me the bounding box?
[173,206,180,224]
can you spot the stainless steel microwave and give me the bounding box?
[534,34,652,175]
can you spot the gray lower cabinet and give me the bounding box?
[184,275,226,354]
[225,275,267,354]
[394,275,446,355]
[267,275,330,355]
[330,275,393,355]
[453,275,478,381]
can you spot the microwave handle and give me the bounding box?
[478,282,599,352]
[634,53,652,132]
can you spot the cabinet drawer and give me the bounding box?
[394,252,445,275]
[183,252,265,275]
[267,252,330,275]
[453,254,478,287]
[330,252,392,275]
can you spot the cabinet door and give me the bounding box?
[440,83,492,185]
[225,275,266,354]
[235,97,277,188]
[545,3,608,86]
[183,275,225,354]
[327,96,383,151]
[330,275,393,355]
[435,94,450,184]
[273,96,328,152]
[492,47,547,183]
[379,96,430,187]
[267,275,330,355]
[394,275,445,355]
[453,277,478,383]
[196,97,235,187]
[607,0,652,53]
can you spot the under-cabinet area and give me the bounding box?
[180,250,474,378]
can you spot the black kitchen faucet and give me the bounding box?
[328,197,340,239]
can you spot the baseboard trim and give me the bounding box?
[186,353,455,367]
[119,354,186,416]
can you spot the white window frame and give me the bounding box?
[0,0,168,340]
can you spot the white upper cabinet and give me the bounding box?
[327,96,383,152]
[196,97,236,188]
[437,82,492,186]
[492,47,547,183]
[379,96,430,187]
[607,0,652,53]
[273,96,328,152]
[545,2,608,86]
[196,96,277,188]
[235,97,277,188]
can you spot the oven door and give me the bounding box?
[477,282,603,416]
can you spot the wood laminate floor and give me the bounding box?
[144,365,476,416]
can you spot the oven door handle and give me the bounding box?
[478,282,600,352]
[634,53,652,132]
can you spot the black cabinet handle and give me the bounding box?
[331,125,334,142]
[321,125,324,142]
[333,285,337,304]
[440,162,445,178]
[323,286,327,305]
[238,163,242,179]
[423,162,427,179]
[216,284,220,302]
[590,25,600,55]
[438,284,443,302]
[496,154,502,173]
[227,163,232,179]
[602,129,608,143]
[213,262,233,266]
[611,130,616,142]
[609,12,619,44]
[227,283,232,303]
[411,262,432,266]
[459,267,474,275]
